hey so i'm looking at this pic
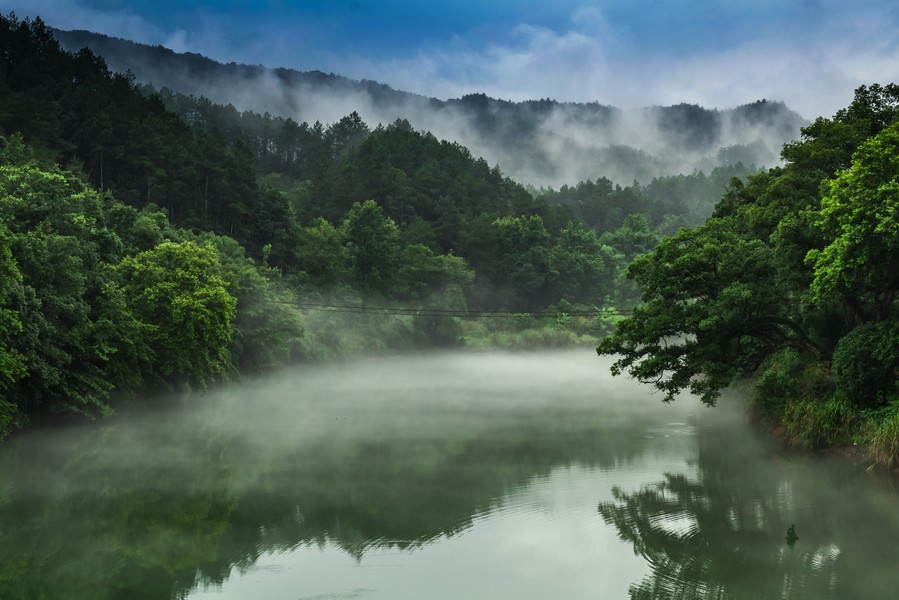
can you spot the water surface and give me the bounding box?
[1,350,897,599]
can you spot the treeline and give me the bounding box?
[598,84,899,467]
[0,15,277,256]
[537,162,756,232]
[152,85,755,310]
[153,85,757,229]
[149,84,679,312]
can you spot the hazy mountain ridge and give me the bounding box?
[53,28,807,187]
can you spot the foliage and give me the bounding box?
[114,241,237,390]
[0,14,272,262]
[461,320,598,350]
[831,321,899,409]
[807,121,899,322]
[753,349,808,415]
[0,223,26,435]
[0,160,126,422]
[188,231,305,374]
[340,200,402,295]
[598,221,805,405]
[599,84,899,414]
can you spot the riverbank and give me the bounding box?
[295,310,606,359]
[747,368,899,473]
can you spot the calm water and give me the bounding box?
[1,350,898,599]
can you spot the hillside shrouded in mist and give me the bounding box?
[53,28,805,188]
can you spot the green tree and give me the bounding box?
[598,214,660,262]
[807,121,899,323]
[395,244,474,302]
[598,85,899,406]
[597,221,813,404]
[295,217,349,289]
[191,232,305,373]
[0,223,26,436]
[490,214,552,309]
[547,222,617,305]
[0,161,129,422]
[340,200,400,295]
[115,241,236,390]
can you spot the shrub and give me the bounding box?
[832,320,899,409]
[754,349,805,415]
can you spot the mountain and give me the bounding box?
[53,28,806,188]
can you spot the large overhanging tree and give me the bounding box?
[598,84,899,406]
[596,221,816,405]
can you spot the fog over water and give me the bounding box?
[2,350,898,599]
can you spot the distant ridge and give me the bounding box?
[54,28,807,187]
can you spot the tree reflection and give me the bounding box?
[0,382,657,599]
[598,411,899,599]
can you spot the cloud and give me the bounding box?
[9,0,899,120]
[5,0,167,45]
[335,4,899,119]
[332,10,619,104]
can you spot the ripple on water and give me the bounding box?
[296,589,375,600]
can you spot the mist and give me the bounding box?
[6,349,897,599]
[3,349,705,509]
[53,29,806,188]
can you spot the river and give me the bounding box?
[1,350,897,599]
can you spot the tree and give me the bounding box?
[490,214,552,309]
[295,217,349,289]
[395,244,473,302]
[114,241,236,390]
[547,222,617,305]
[340,200,400,295]
[598,214,660,262]
[0,223,26,436]
[598,85,899,406]
[597,221,813,405]
[0,161,128,421]
[190,232,305,374]
[807,121,899,323]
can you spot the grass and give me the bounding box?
[780,395,858,449]
[860,403,899,469]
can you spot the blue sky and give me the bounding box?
[6,0,899,118]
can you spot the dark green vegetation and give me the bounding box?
[598,83,899,467]
[0,15,760,439]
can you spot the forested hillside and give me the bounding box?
[52,27,803,188]
[598,83,899,466]
[3,14,743,439]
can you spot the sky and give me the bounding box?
[5,0,899,118]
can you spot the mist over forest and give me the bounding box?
[4,12,899,475]
[4,7,899,598]
[53,28,806,188]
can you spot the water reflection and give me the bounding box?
[2,351,898,599]
[598,405,899,599]
[0,351,692,599]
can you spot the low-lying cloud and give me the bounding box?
[9,1,899,120]
[333,4,899,120]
